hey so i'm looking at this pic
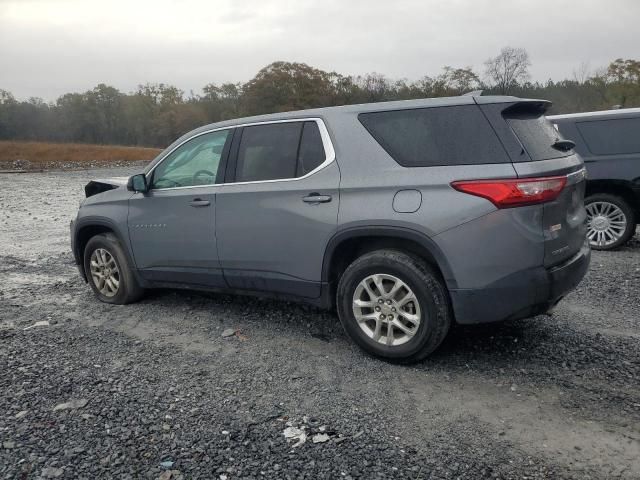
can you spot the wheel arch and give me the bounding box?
[322,227,457,302]
[585,180,640,219]
[74,218,137,282]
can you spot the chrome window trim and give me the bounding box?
[146,118,336,191]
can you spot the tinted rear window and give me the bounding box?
[504,108,572,161]
[236,122,302,182]
[576,117,640,155]
[358,105,509,167]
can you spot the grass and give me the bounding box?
[0,141,162,170]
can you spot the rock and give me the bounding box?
[41,467,64,478]
[53,398,89,411]
[158,470,182,480]
[221,328,236,338]
[160,460,174,468]
[15,410,28,419]
[3,441,15,449]
[312,433,330,443]
[23,320,50,330]
[283,426,307,447]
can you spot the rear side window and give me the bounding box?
[504,107,572,161]
[576,117,640,155]
[235,121,328,182]
[236,123,303,182]
[358,105,508,167]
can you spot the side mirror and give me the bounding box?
[127,174,149,193]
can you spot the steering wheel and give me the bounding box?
[153,177,181,188]
[193,169,216,184]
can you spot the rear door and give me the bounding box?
[215,119,339,298]
[480,100,587,266]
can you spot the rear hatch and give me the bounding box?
[480,100,587,267]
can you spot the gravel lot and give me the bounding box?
[1,167,639,479]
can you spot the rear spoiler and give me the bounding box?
[501,100,552,116]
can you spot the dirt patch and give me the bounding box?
[0,141,161,171]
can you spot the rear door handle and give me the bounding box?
[302,193,332,204]
[189,198,210,207]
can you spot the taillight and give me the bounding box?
[451,176,567,208]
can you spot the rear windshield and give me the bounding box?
[503,106,573,161]
[358,105,509,167]
[576,117,640,155]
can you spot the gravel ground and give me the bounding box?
[1,167,639,479]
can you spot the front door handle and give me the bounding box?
[302,193,332,204]
[189,198,210,207]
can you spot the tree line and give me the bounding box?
[1,47,639,148]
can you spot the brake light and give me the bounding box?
[451,176,567,208]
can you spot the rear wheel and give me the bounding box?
[84,233,143,304]
[585,193,636,250]
[336,250,451,363]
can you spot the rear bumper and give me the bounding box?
[450,241,590,324]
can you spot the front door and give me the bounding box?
[128,128,232,287]
[215,120,339,298]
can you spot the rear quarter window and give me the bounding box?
[358,105,509,167]
[297,121,326,176]
[576,117,640,155]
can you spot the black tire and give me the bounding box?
[336,249,451,363]
[83,233,144,304]
[585,193,637,250]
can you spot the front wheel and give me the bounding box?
[336,250,451,363]
[84,233,144,304]
[585,194,636,250]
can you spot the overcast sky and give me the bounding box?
[1,0,638,101]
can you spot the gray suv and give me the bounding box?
[71,95,590,362]
[548,108,640,250]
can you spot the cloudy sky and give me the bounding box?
[1,0,638,101]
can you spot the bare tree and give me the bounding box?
[572,61,591,84]
[484,47,531,94]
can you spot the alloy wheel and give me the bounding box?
[89,248,120,297]
[352,273,422,346]
[586,201,627,248]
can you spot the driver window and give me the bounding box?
[151,129,231,189]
